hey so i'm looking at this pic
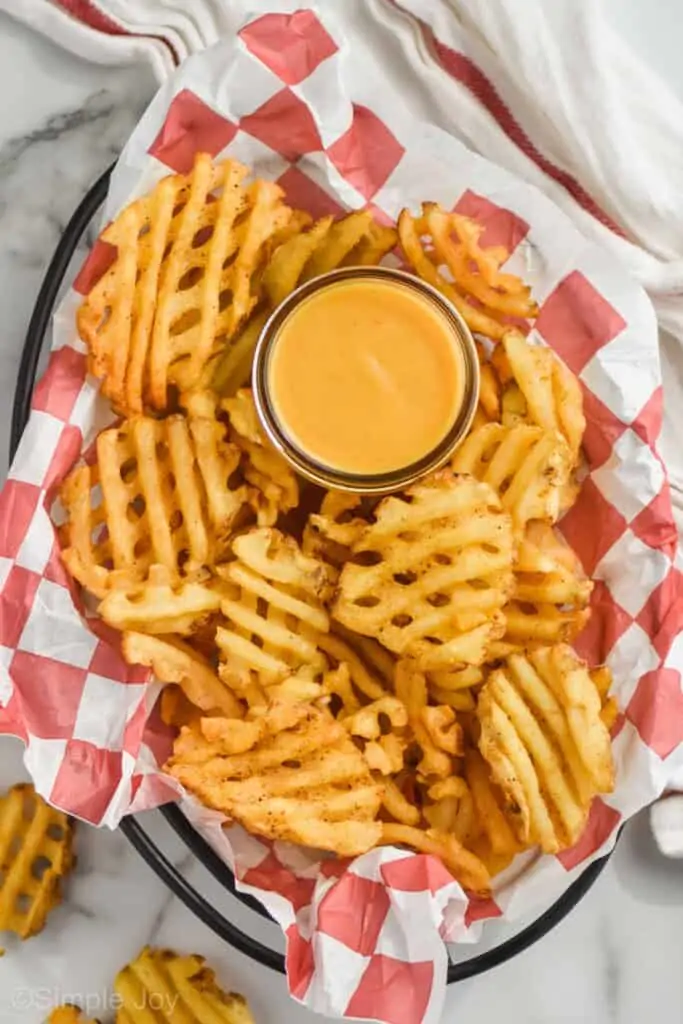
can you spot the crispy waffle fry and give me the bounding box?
[382,777,421,826]
[221,389,299,525]
[344,697,408,775]
[426,665,482,708]
[166,702,383,855]
[263,215,334,305]
[395,660,462,778]
[77,153,294,414]
[478,646,615,853]
[379,823,490,893]
[303,491,377,575]
[59,401,246,597]
[122,631,243,718]
[312,621,395,711]
[0,784,74,939]
[500,331,585,461]
[398,205,537,342]
[422,776,480,849]
[464,748,520,858]
[114,946,255,1023]
[494,523,592,653]
[301,211,374,281]
[46,1009,97,1024]
[451,423,573,533]
[216,528,334,704]
[98,565,222,635]
[334,473,514,668]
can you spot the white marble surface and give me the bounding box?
[1,6,683,1023]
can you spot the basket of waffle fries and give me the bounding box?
[2,15,683,1024]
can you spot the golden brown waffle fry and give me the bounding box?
[492,523,593,654]
[212,212,397,396]
[381,776,421,826]
[464,748,520,858]
[122,631,243,718]
[114,946,255,1023]
[343,697,408,775]
[500,331,585,461]
[159,684,204,729]
[426,665,482,714]
[379,823,490,893]
[395,660,462,778]
[210,309,270,396]
[398,205,537,342]
[78,153,294,414]
[0,784,74,939]
[216,528,334,704]
[45,1008,98,1024]
[166,702,383,855]
[221,389,299,525]
[451,423,572,533]
[478,646,615,853]
[98,565,223,635]
[300,211,374,282]
[303,491,377,575]
[334,473,514,668]
[422,776,478,847]
[310,621,395,713]
[59,400,246,598]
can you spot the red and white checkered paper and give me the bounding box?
[2,7,683,1022]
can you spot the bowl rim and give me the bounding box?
[251,264,481,495]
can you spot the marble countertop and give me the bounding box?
[1,7,682,1023]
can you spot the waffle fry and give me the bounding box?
[499,331,585,461]
[398,205,537,343]
[478,646,615,853]
[221,389,299,525]
[343,697,408,775]
[426,665,482,714]
[381,776,421,826]
[303,490,377,574]
[491,523,593,654]
[311,621,395,713]
[379,823,490,893]
[334,473,514,668]
[114,946,255,1023]
[464,747,520,859]
[422,776,478,847]
[77,153,295,414]
[46,1009,97,1024]
[0,783,74,939]
[395,660,462,778]
[451,423,572,533]
[216,528,334,704]
[59,401,247,597]
[166,702,383,855]
[99,565,223,635]
[122,631,243,718]
[211,212,397,395]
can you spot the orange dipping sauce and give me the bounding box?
[268,278,465,475]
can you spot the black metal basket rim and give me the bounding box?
[10,161,610,985]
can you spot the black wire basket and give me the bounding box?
[10,165,609,984]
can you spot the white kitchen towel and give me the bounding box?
[4,0,683,848]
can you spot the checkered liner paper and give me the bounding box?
[1,7,683,1022]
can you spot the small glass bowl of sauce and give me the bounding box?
[252,266,480,495]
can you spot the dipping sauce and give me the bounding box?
[267,278,466,475]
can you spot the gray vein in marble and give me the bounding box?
[0,91,119,174]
